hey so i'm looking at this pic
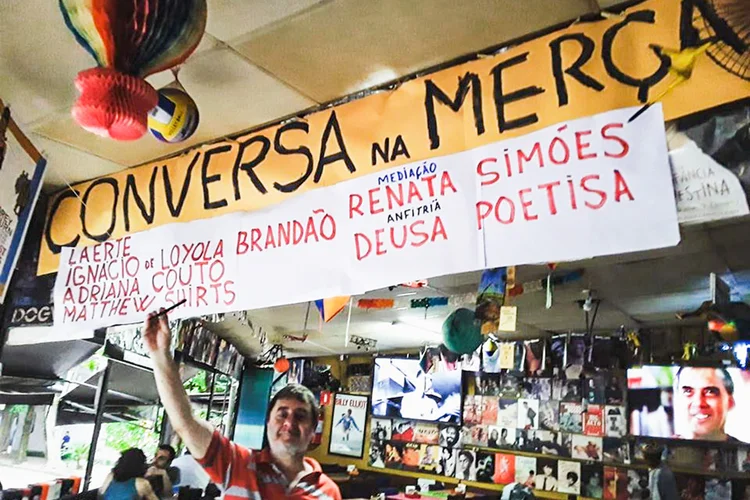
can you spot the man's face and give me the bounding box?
[267,398,315,456]
[543,465,552,476]
[154,449,172,469]
[458,454,471,473]
[446,427,457,443]
[676,368,735,439]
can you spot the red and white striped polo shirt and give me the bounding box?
[197,431,342,500]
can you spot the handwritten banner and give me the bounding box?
[39,0,750,275]
[54,107,679,332]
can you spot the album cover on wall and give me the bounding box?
[419,444,441,473]
[493,453,516,484]
[603,438,630,464]
[368,440,386,468]
[437,447,457,476]
[535,458,558,492]
[482,396,499,425]
[471,424,488,447]
[463,394,481,425]
[385,442,404,469]
[676,473,705,500]
[475,452,495,483]
[704,448,721,471]
[480,373,502,396]
[524,339,547,376]
[514,456,537,487]
[552,378,564,400]
[572,435,603,462]
[519,430,554,453]
[392,419,416,442]
[497,399,519,427]
[558,460,582,495]
[461,425,474,447]
[559,402,584,433]
[738,448,750,473]
[414,422,439,445]
[438,424,461,448]
[604,406,626,438]
[585,372,607,404]
[705,479,732,500]
[626,469,648,500]
[371,418,392,442]
[540,400,560,431]
[605,373,625,405]
[581,464,604,499]
[521,377,551,400]
[402,442,421,471]
[584,404,605,437]
[567,334,587,368]
[500,373,522,399]
[517,399,540,430]
[550,335,567,370]
[488,425,515,449]
[537,431,571,457]
[455,449,477,481]
[512,341,526,372]
[606,466,629,500]
[561,379,582,402]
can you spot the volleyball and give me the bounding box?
[148,87,199,143]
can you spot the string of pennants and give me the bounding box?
[353,269,584,311]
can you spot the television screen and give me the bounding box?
[627,365,750,443]
[371,357,462,423]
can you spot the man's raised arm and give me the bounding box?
[144,310,213,459]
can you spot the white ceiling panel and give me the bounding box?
[206,0,327,42]
[0,0,92,126]
[31,133,123,193]
[235,0,595,103]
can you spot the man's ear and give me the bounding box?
[729,395,736,410]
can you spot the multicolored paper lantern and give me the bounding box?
[59,0,207,140]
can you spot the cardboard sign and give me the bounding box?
[38,0,750,275]
[53,107,679,333]
[670,140,749,224]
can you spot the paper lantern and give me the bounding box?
[60,0,207,140]
[274,357,290,373]
[442,308,483,355]
[148,86,200,143]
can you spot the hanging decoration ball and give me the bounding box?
[148,87,200,143]
[274,357,290,373]
[59,0,207,140]
[442,308,483,355]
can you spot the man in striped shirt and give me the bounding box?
[144,310,342,500]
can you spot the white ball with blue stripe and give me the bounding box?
[148,87,199,143]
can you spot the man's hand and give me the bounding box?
[144,309,214,459]
[144,309,171,358]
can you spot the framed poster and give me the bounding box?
[329,393,368,458]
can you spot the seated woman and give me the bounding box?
[101,448,159,500]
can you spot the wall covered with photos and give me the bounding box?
[308,335,750,500]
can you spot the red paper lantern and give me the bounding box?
[274,357,290,373]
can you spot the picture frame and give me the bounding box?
[328,393,369,458]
